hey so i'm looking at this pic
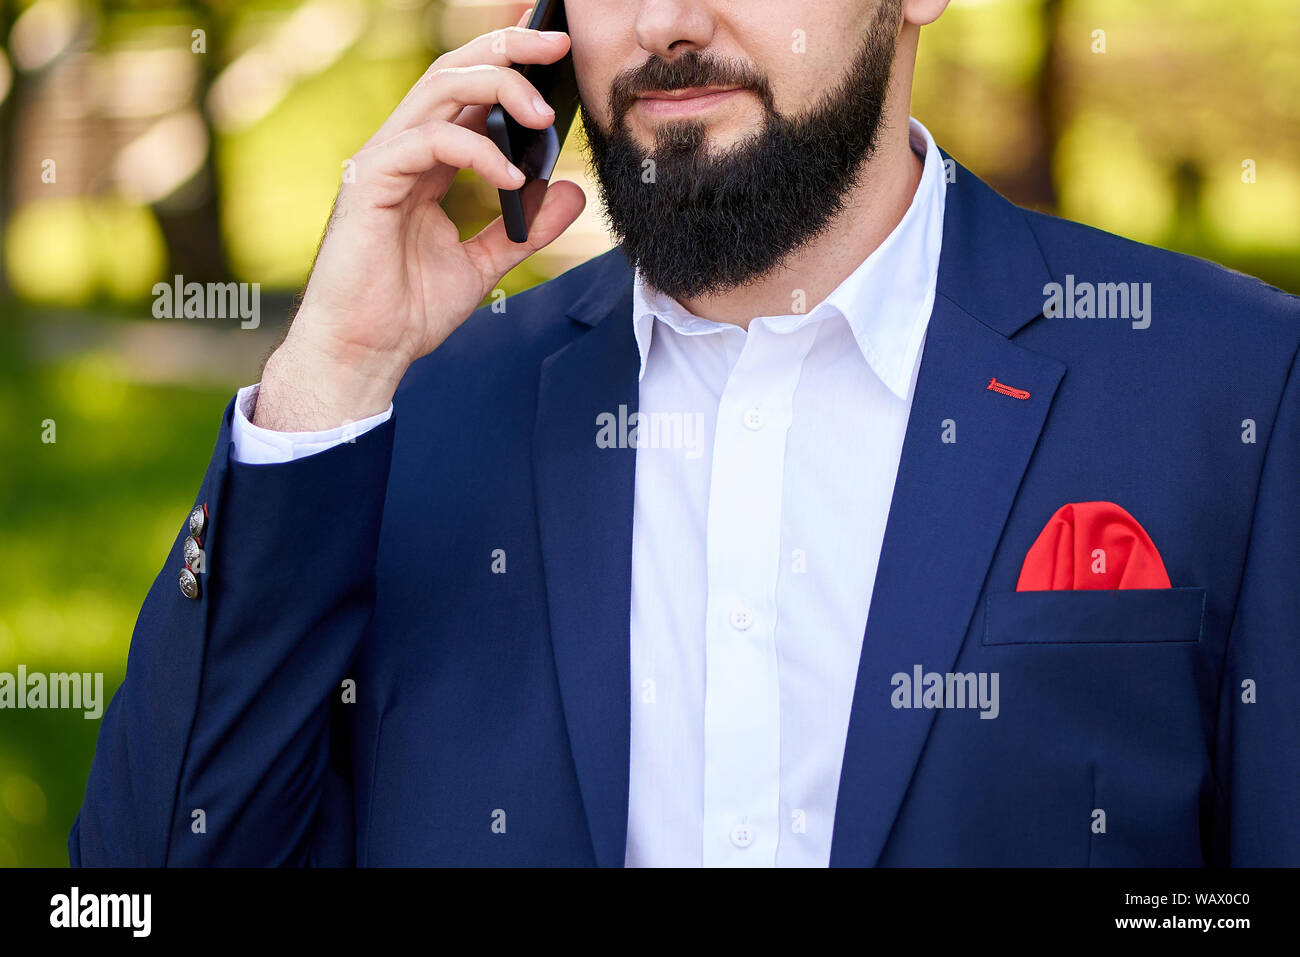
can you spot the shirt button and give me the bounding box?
[729,608,753,631]
[730,824,755,848]
[183,535,202,567]
[743,408,763,430]
[188,505,207,538]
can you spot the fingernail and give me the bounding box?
[533,94,553,115]
[508,164,525,183]
[541,31,566,40]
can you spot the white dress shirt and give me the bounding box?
[624,118,944,866]
[231,117,946,868]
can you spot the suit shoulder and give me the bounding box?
[1022,206,1299,345]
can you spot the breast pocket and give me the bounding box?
[982,587,1206,645]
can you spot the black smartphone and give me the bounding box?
[486,0,580,244]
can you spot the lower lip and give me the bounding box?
[635,89,744,118]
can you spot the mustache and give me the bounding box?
[606,50,775,121]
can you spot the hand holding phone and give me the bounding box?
[251,7,586,432]
[487,0,581,243]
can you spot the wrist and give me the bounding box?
[253,334,405,432]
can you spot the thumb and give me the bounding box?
[465,179,587,282]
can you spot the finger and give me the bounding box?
[436,23,569,72]
[463,179,587,283]
[411,104,491,199]
[352,120,527,208]
[366,28,569,146]
[420,63,559,129]
[515,5,535,28]
[453,103,490,136]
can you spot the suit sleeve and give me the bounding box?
[69,396,396,865]
[1213,338,1300,865]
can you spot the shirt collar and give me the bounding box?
[632,116,946,400]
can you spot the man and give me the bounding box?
[71,0,1297,866]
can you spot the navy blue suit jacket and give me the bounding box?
[71,156,1300,866]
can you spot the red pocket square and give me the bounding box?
[1016,501,1171,591]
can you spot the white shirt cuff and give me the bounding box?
[230,383,393,465]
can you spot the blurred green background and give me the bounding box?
[0,0,1296,867]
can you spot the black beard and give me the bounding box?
[580,2,902,301]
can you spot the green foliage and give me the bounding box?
[0,309,238,866]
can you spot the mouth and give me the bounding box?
[634,86,746,118]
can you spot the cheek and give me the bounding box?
[570,49,604,116]
[567,16,626,122]
[753,0,879,110]
[759,29,852,114]
[742,45,810,117]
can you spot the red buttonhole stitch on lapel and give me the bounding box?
[987,377,1031,400]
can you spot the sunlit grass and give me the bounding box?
[0,310,237,866]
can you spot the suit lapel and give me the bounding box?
[533,249,637,867]
[830,159,1067,865]
[533,161,1069,868]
